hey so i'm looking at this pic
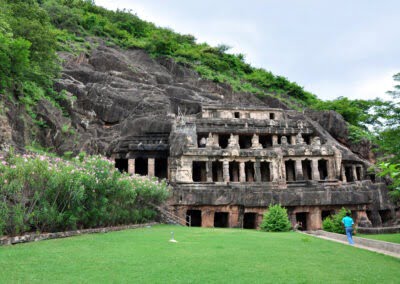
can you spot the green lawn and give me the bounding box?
[0,225,399,283]
[358,233,400,244]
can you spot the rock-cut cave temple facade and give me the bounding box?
[113,104,395,230]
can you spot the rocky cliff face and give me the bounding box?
[0,41,372,161]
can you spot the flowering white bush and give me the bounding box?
[0,151,170,236]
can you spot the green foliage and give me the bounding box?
[377,162,400,202]
[260,204,291,232]
[322,208,351,234]
[0,151,170,236]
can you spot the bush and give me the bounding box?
[322,208,351,234]
[260,204,291,232]
[0,151,170,236]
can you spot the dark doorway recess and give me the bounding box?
[229,161,240,182]
[214,212,229,228]
[212,161,223,182]
[193,161,207,182]
[219,134,230,149]
[243,213,257,229]
[345,166,354,182]
[379,209,392,224]
[356,167,362,180]
[302,160,312,180]
[155,158,168,179]
[269,113,275,120]
[186,210,202,227]
[318,160,328,180]
[321,210,334,220]
[285,160,296,181]
[239,135,252,149]
[234,112,240,118]
[115,159,128,173]
[260,162,271,182]
[135,157,148,175]
[245,162,255,182]
[295,212,308,231]
[259,135,272,148]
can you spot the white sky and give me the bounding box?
[95,0,400,101]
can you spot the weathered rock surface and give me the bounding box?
[0,41,373,162]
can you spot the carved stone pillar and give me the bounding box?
[206,161,213,182]
[254,160,261,182]
[328,159,336,180]
[272,135,278,146]
[239,162,246,182]
[148,158,155,177]
[223,160,230,182]
[290,135,296,145]
[352,165,358,181]
[295,159,303,181]
[311,159,320,180]
[341,166,347,183]
[128,159,135,175]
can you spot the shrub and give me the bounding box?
[0,151,170,236]
[260,204,291,232]
[322,208,351,234]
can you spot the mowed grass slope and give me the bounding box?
[358,233,400,244]
[0,225,399,283]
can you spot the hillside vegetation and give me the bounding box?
[1,0,399,200]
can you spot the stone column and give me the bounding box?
[206,161,213,182]
[295,159,303,181]
[223,160,230,182]
[341,166,347,182]
[128,159,135,175]
[327,159,336,180]
[202,210,214,227]
[239,162,246,182]
[148,158,155,177]
[290,135,296,145]
[254,160,261,182]
[272,135,278,146]
[352,165,358,181]
[311,159,320,181]
[308,207,322,230]
[271,160,279,182]
[358,166,364,180]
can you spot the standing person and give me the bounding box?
[342,212,355,245]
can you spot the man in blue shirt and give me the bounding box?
[342,212,355,245]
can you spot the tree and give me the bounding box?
[375,73,400,202]
[260,204,291,232]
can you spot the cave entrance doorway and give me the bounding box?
[245,161,255,182]
[379,209,392,225]
[115,159,128,173]
[295,212,308,231]
[214,212,229,228]
[219,134,230,149]
[321,210,334,220]
[135,157,148,175]
[260,161,271,182]
[243,213,257,229]
[239,135,252,149]
[212,161,223,182]
[186,210,202,227]
[285,160,296,181]
[155,158,168,179]
[345,166,354,182]
[318,160,328,180]
[302,160,312,180]
[193,161,207,182]
[229,161,240,182]
[259,135,272,148]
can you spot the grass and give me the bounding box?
[358,233,400,244]
[0,225,399,283]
